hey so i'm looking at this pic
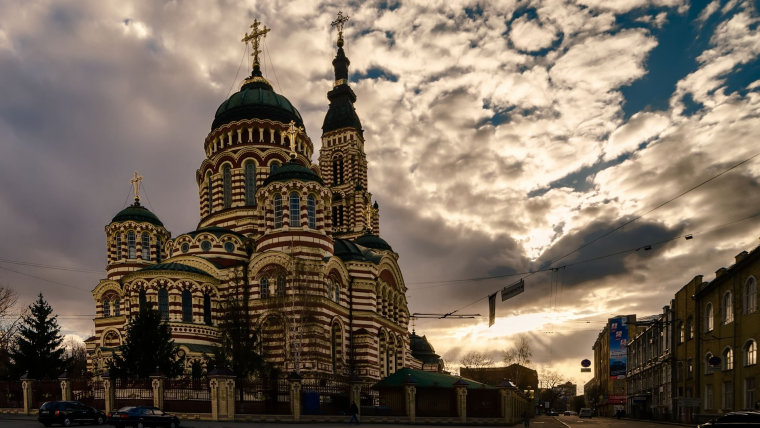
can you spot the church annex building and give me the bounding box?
[86,17,421,383]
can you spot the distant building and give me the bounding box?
[553,381,578,403]
[592,314,642,416]
[409,331,445,372]
[460,364,538,393]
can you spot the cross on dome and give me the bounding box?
[130,171,143,203]
[242,19,270,70]
[286,120,303,159]
[331,11,349,47]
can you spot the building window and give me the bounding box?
[745,340,757,366]
[127,231,136,259]
[182,289,193,323]
[223,165,232,208]
[203,294,212,325]
[201,240,212,251]
[679,321,685,344]
[115,235,122,260]
[139,289,147,311]
[156,237,162,263]
[327,280,333,299]
[333,155,344,185]
[103,299,110,317]
[276,275,286,297]
[224,242,235,253]
[245,162,256,205]
[113,298,120,316]
[141,233,150,261]
[687,316,694,339]
[723,347,734,370]
[207,173,213,213]
[722,381,733,409]
[289,192,300,227]
[705,302,714,332]
[260,277,269,299]
[307,195,316,228]
[746,378,756,410]
[273,194,283,228]
[334,283,340,302]
[723,291,733,324]
[332,205,344,227]
[746,276,757,314]
[705,384,714,410]
[158,288,169,320]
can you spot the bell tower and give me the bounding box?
[319,12,379,239]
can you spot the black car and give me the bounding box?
[699,411,760,427]
[107,406,180,428]
[38,401,106,427]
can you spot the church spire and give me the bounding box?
[330,11,350,87]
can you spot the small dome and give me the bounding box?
[212,70,304,131]
[334,238,367,262]
[264,159,324,185]
[355,233,392,251]
[410,332,441,364]
[111,202,163,227]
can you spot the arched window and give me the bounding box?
[289,192,300,227]
[333,156,344,185]
[113,298,120,316]
[327,280,333,299]
[723,347,734,370]
[334,283,340,303]
[745,340,757,366]
[307,195,316,228]
[182,289,193,323]
[745,277,757,314]
[331,323,342,373]
[139,289,147,311]
[276,275,286,297]
[723,291,733,324]
[103,299,110,317]
[705,302,714,332]
[158,288,169,320]
[245,162,256,205]
[127,231,136,259]
[678,321,685,344]
[156,237,162,263]
[260,277,270,299]
[223,165,232,208]
[115,235,122,260]
[273,194,283,228]
[203,294,212,325]
[687,317,694,340]
[207,173,213,213]
[141,233,150,261]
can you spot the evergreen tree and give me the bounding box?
[110,303,184,379]
[9,293,65,379]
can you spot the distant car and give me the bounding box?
[564,410,577,416]
[107,406,180,428]
[579,408,593,418]
[546,409,559,416]
[698,411,760,427]
[38,401,106,427]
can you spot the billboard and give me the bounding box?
[609,317,628,379]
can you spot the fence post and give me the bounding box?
[209,368,235,421]
[59,372,72,401]
[350,374,362,418]
[103,372,115,415]
[454,378,468,423]
[20,373,33,415]
[150,374,165,410]
[404,375,417,422]
[288,372,302,421]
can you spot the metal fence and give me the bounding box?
[0,380,23,408]
[164,378,211,413]
[32,380,62,408]
[301,375,350,415]
[114,378,153,408]
[71,376,105,410]
[416,387,457,417]
[235,377,290,414]
[467,388,501,418]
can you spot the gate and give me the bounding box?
[0,380,23,408]
[71,376,105,410]
[301,374,349,415]
[416,387,456,417]
[114,378,152,408]
[164,378,211,413]
[32,380,62,408]
[235,377,290,414]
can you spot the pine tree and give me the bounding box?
[110,303,185,379]
[9,293,65,379]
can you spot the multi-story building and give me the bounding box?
[671,275,703,423]
[626,306,673,419]
[85,18,418,383]
[592,314,640,416]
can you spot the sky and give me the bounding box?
[0,0,759,389]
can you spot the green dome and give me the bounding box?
[111,202,163,227]
[355,233,392,251]
[212,69,304,130]
[264,159,324,185]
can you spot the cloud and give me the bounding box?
[509,15,558,52]
[604,111,670,160]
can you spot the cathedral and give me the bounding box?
[86,16,418,382]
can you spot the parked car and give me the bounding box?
[564,410,577,416]
[38,401,106,427]
[107,406,180,428]
[698,411,760,427]
[546,409,559,416]
[579,408,593,418]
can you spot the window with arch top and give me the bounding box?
[333,155,344,185]
[203,293,212,325]
[289,192,300,227]
[723,347,734,370]
[141,233,150,261]
[723,291,733,324]
[746,276,757,314]
[182,289,193,323]
[103,299,110,317]
[127,231,136,259]
[307,195,316,228]
[273,194,283,228]
[745,340,757,366]
[245,162,256,205]
[158,288,169,320]
[206,173,213,212]
[113,297,120,316]
[260,277,270,299]
[156,237,162,263]
[222,165,232,208]
[705,302,714,332]
[115,235,122,260]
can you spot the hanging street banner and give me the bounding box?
[488,292,497,327]
[609,317,629,379]
[501,278,525,301]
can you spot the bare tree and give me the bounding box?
[0,286,19,343]
[539,368,564,389]
[63,336,88,378]
[503,335,532,366]
[460,351,494,368]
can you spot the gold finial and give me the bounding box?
[130,171,143,203]
[242,19,271,70]
[331,11,350,47]
[286,120,303,159]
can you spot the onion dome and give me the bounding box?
[264,159,324,185]
[212,65,304,131]
[111,202,163,227]
[355,232,392,252]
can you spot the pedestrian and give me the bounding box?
[348,401,360,424]
[522,410,530,428]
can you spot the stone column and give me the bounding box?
[454,378,469,423]
[59,373,72,402]
[20,374,34,416]
[288,372,302,421]
[103,373,115,415]
[209,369,235,421]
[150,375,165,410]
[404,376,417,422]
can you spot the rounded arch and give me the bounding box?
[744,339,757,366]
[258,311,288,369]
[101,328,122,348]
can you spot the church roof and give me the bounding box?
[212,66,304,131]
[138,262,210,276]
[374,368,493,390]
[111,202,163,227]
[263,159,324,185]
[334,238,382,264]
[410,332,441,364]
[355,232,393,251]
[322,45,363,134]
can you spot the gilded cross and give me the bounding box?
[286,120,303,156]
[130,171,143,202]
[330,11,350,44]
[242,19,270,69]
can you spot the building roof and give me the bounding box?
[374,367,493,389]
[409,332,441,364]
[138,262,210,276]
[111,202,164,227]
[322,45,363,135]
[333,238,381,264]
[355,232,393,252]
[263,159,323,185]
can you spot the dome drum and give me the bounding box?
[204,119,314,160]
